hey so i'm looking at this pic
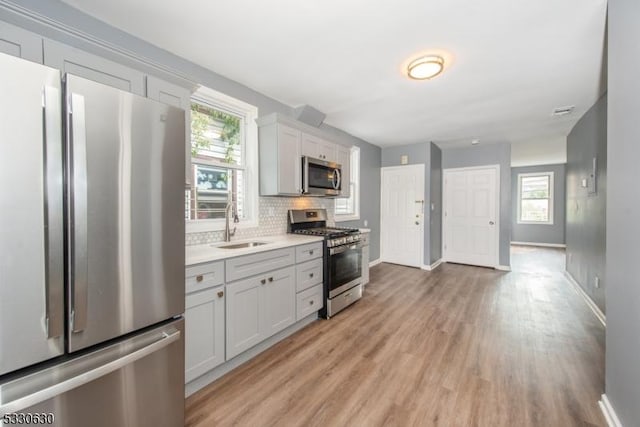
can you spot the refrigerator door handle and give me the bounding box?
[68,92,89,333]
[43,86,64,339]
[0,329,181,415]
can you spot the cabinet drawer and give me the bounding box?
[296,284,323,321]
[225,248,295,282]
[186,261,224,294]
[295,242,323,263]
[296,258,323,292]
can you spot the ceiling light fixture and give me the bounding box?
[407,55,444,80]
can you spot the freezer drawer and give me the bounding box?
[0,319,184,427]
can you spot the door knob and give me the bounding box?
[489,221,495,225]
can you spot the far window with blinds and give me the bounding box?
[517,172,554,224]
[335,146,360,221]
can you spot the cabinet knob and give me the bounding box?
[196,275,204,283]
[260,279,266,285]
[217,291,224,298]
[268,277,274,282]
[309,300,314,305]
[309,250,314,255]
[309,273,314,278]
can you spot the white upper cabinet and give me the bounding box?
[336,145,351,198]
[147,75,193,185]
[258,122,302,196]
[0,22,43,63]
[301,133,336,163]
[43,39,145,96]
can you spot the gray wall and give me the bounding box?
[0,0,383,261]
[381,142,433,266]
[511,164,566,245]
[566,94,607,313]
[430,143,443,263]
[441,143,512,267]
[606,0,640,424]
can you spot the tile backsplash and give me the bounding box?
[185,197,335,246]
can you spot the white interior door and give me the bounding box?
[380,165,424,267]
[443,166,499,268]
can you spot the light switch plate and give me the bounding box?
[400,155,408,165]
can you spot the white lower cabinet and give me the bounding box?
[226,265,296,359]
[185,286,225,383]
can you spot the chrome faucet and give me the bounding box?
[224,201,237,242]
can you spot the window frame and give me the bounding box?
[186,86,259,233]
[516,171,554,225]
[334,146,360,222]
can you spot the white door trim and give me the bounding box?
[380,164,425,267]
[442,164,500,268]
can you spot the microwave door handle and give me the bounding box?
[333,169,341,190]
[68,92,89,333]
[302,156,309,194]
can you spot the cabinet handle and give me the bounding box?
[268,277,274,282]
[309,250,314,255]
[217,291,224,298]
[260,279,266,285]
[309,300,314,305]
[196,275,204,283]
[309,273,314,278]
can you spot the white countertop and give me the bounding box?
[185,234,324,266]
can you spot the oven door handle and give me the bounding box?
[330,242,362,255]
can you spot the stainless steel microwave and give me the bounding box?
[302,156,342,196]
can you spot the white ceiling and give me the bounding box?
[62,0,607,165]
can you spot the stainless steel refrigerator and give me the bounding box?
[0,52,186,426]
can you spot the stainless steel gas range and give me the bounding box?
[288,209,363,318]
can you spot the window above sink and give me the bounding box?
[186,86,259,233]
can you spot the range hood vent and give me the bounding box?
[293,105,326,127]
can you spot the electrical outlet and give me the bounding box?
[594,276,600,289]
[364,219,368,227]
[568,252,573,263]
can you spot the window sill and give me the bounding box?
[334,214,360,223]
[516,221,554,225]
[186,218,259,233]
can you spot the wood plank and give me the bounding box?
[186,247,606,426]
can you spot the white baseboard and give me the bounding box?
[564,271,606,327]
[599,394,623,427]
[369,258,382,268]
[420,259,443,271]
[495,265,511,271]
[511,241,566,248]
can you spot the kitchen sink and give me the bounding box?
[216,242,268,249]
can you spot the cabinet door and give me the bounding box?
[336,145,351,198]
[0,21,43,63]
[277,124,301,194]
[43,39,145,96]
[185,287,225,382]
[226,276,263,359]
[147,76,193,185]
[263,266,296,337]
[319,139,337,163]
[301,133,323,159]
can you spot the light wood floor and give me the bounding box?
[186,248,605,426]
